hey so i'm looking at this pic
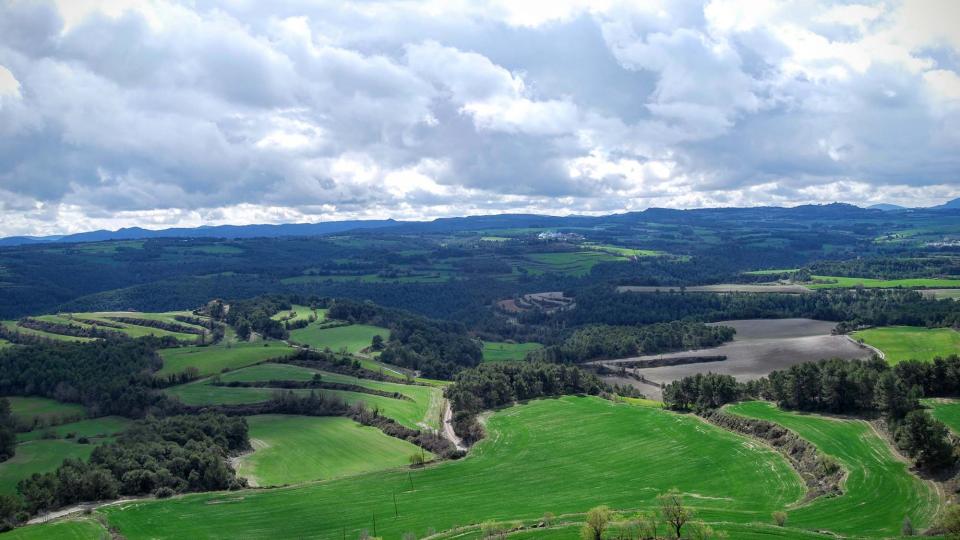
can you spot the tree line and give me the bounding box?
[528,322,735,363]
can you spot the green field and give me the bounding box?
[853,326,960,363]
[924,399,960,435]
[0,517,110,539]
[289,323,388,354]
[16,416,131,443]
[744,268,799,275]
[727,401,939,536]
[482,341,542,362]
[581,244,663,257]
[237,415,428,486]
[166,363,441,430]
[1,321,95,343]
[271,305,324,324]
[156,341,295,377]
[101,397,806,539]
[6,396,86,424]
[513,251,625,277]
[0,440,95,494]
[0,416,131,495]
[35,312,202,342]
[0,338,10,350]
[808,275,960,289]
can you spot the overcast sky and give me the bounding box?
[0,0,958,236]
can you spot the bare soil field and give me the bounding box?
[596,318,873,400]
[616,284,813,294]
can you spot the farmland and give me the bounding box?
[6,396,86,425]
[512,251,626,276]
[853,326,960,363]
[616,284,812,294]
[0,517,110,540]
[101,397,807,539]
[237,415,428,486]
[165,363,442,430]
[270,305,324,324]
[925,399,960,434]
[807,275,960,289]
[156,340,295,377]
[289,322,389,354]
[481,341,542,362]
[727,401,940,536]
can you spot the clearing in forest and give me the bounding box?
[482,341,542,362]
[288,322,388,354]
[156,340,295,377]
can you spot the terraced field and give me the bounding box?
[513,251,625,276]
[853,326,960,363]
[271,305,324,324]
[808,275,960,289]
[289,322,389,354]
[156,341,295,377]
[166,363,441,430]
[38,312,202,341]
[482,341,542,362]
[1,320,95,342]
[727,401,940,536]
[101,397,805,539]
[237,415,428,486]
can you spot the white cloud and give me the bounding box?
[0,0,957,236]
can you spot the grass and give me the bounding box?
[0,321,95,343]
[44,312,202,342]
[289,323,389,354]
[156,341,295,377]
[744,269,799,275]
[16,416,131,443]
[808,275,960,289]
[270,305,324,324]
[166,363,442,430]
[0,416,130,495]
[6,396,86,424]
[581,244,663,257]
[924,399,960,435]
[0,338,10,350]
[726,401,940,537]
[928,289,960,300]
[852,326,960,364]
[514,251,625,277]
[482,341,542,362]
[102,396,806,539]
[0,517,111,539]
[237,415,428,486]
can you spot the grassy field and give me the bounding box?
[16,416,131,443]
[0,416,131,495]
[0,517,111,539]
[482,341,542,362]
[0,338,10,350]
[581,244,663,257]
[924,399,960,435]
[6,396,86,424]
[166,363,441,430]
[0,440,96,494]
[289,323,389,354]
[853,326,960,363]
[102,396,806,539]
[37,312,202,342]
[156,341,295,377]
[271,305,324,324]
[808,275,960,289]
[237,415,428,486]
[744,269,800,275]
[727,401,940,536]
[0,321,95,343]
[927,289,960,300]
[514,251,625,277]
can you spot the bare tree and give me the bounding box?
[658,489,693,538]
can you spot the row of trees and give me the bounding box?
[529,322,735,363]
[567,287,960,329]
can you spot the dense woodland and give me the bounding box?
[529,322,735,363]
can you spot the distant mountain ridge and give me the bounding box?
[1,201,957,247]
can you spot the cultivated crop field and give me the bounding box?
[512,251,625,276]
[271,305,324,324]
[0,517,111,540]
[101,397,807,539]
[598,319,873,398]
[925,399,960,434]
[481,341,542,362]
[727,401,940,536]
[289,322,388,354]
[1,321,95,342]
[853,326,960,363]
[237,415,428,487]
[6,396,86,424]
[807,275,960,289]
[617,284,812,294]
[156,341,295,377]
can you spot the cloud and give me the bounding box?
[0,0,957,236]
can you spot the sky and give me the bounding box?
[0,0,959,236]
